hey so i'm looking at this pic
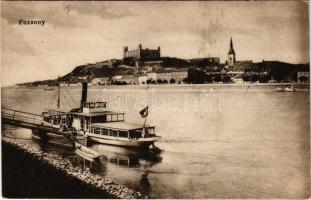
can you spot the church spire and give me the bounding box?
[227,37,236,67]
[230,37,233,49]
[228,37,235,54]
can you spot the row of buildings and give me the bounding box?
[91,68,188,85]
[81,41,243,85]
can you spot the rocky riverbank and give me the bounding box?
[2,137,146,199]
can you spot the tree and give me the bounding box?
[187,68,206,84]
[146,79,152,84]
[259,74,270,83]
[250,74,259,82]
[299,76,308,82]
[157,79,163,84]
[222,76,232,83]
[242,75,251,82]
[163,80,168,84]
[170,79,176,84]
[182,78,189,83]
[213,75,222,83]
[205,75,213,83]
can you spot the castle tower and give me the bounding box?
[227,37,236,67]
[137,44,142,59]
[158,46,161,57]
[123,46,128,58]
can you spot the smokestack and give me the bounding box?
[80,81,88,108]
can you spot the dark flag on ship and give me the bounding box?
[140,106,149,118]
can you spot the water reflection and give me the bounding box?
[140,172,151,195]
[68,155,104,174]
[89,142,162,168]
[67,142,162,196]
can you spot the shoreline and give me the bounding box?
[4,82,310,90]
[2,137,146,199]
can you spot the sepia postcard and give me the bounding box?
[1,1,310,199]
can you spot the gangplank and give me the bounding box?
[2,107,64,135]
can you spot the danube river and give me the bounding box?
[2,85,310,198]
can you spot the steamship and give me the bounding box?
[34,82,160,149]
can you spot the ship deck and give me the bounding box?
[91,122,155,130]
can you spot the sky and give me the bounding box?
[1,1,309,86]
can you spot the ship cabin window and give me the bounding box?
[119,131,128,138]
[129,129,142,139]
[112,115,118,121]
[102,128,108,136]
[61,116,66,125]
[145,128,155,135]
[93,127,102,134]
[106,114,124,122]
[80,116,91,130]
[110,157,118,164]
[91,115,107,123]
[118,157,130,167]
[53,115,61,125]
[110,130,118,137]
[91,126,129,138]
[107,115,111,122]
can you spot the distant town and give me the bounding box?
[17,38,309,87]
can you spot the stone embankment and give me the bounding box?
[2,137,146,199]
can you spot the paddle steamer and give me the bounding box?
[37,82,160,149]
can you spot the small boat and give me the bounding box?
[75,142,101,162]
[276,84,296,92]
[284,87,295,92]
[284,84,295,92]
[275,87,283,92]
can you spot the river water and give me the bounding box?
[1,85,310,198]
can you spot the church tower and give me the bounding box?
[227,37,236,67]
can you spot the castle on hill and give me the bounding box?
[123,44,161,60]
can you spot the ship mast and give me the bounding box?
[57,76,60,109]
[143,115,147,128]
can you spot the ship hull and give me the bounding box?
[32,131,85,148]
[87,133,159,148]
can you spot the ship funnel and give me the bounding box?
[80,81,88,108]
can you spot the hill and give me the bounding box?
[15,58,309,86]
[252,61,309,82]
